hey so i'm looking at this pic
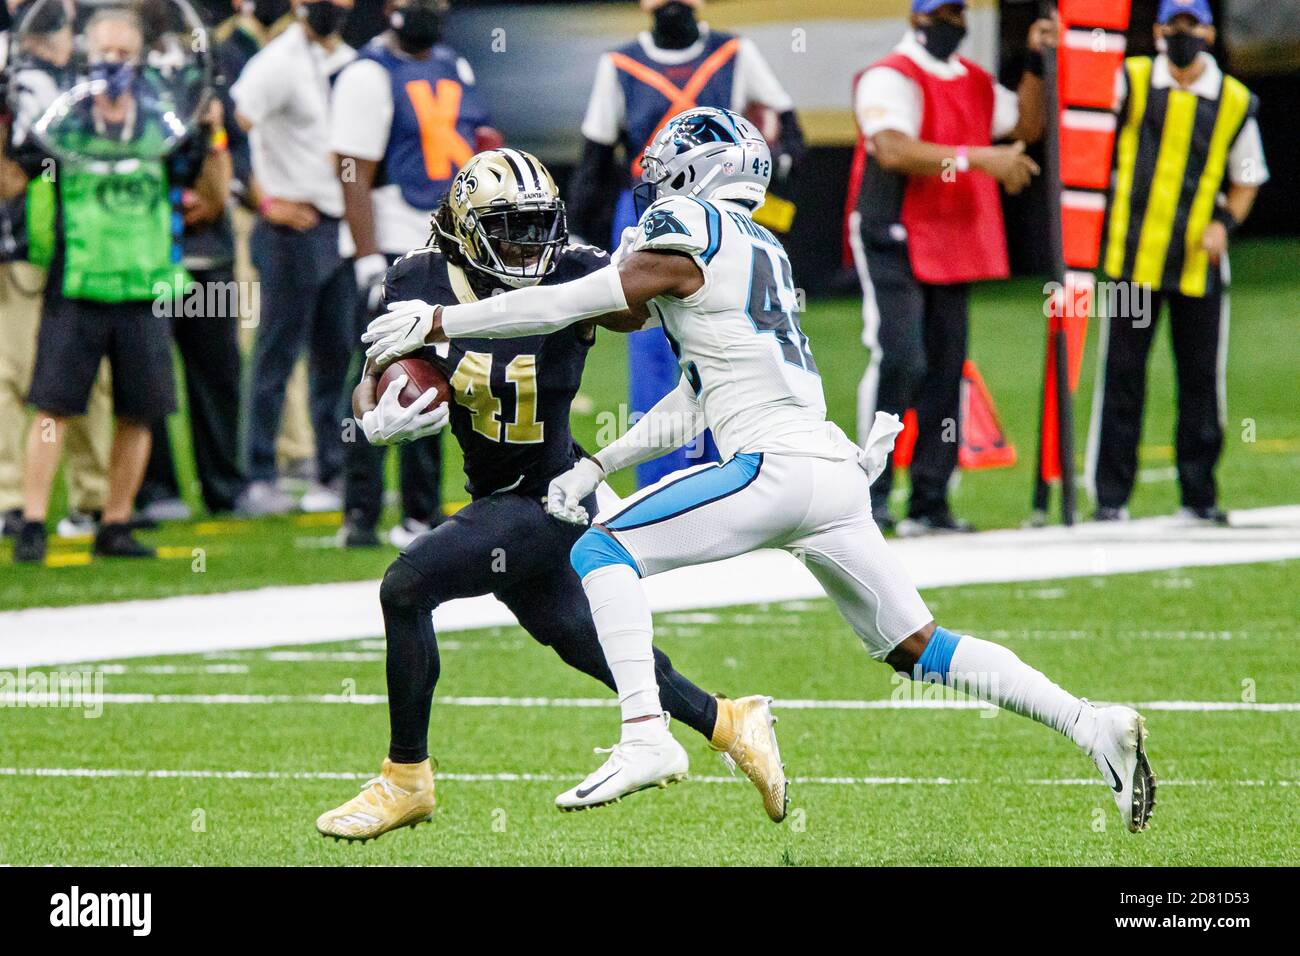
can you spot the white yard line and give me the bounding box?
[2,505,1298,669]
[0,766,1293,788]
[1,692,1294,712]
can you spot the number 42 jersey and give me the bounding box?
[630,195,859,462]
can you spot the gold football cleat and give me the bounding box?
[316,758,436,842]
[711,695,788,822]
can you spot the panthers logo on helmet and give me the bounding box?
[668,112,739,155]
[642,209,690,242]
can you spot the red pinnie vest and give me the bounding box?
[846,51,1009,284]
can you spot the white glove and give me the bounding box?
[546,457,606,525]
[354,253,388,313]
[359,374,449,446]
[857,411,904,485]
[610,225,639,265]
[362,299,436,366]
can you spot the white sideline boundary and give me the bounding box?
[0,766,1294,789]
[2,505,1298,669]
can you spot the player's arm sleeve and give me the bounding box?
[439,263,629,338]
[593,375,706,475]
[330,60,393,161]
[854,66,921,139]
[734,38,794,113]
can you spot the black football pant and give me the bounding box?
[341,253,442,531]
[138,266,247,513]
[380,490,719,763]
[1093,283,1225,511]
[858,231,969,518]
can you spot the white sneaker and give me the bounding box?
[235,481,297,517]
[56,510,98,538]
[388,518,432,550]
[300,481,342,513]
[141,498,192,523]
[1088,703,1156,833]
[555,714,689,812]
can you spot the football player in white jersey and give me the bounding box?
[362,107,1157,833]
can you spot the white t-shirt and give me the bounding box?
[1113,53,1269,187]
[854,30,1020,144]
[232,22,355,218]
[329,44,478,253]
[581,26,794,147]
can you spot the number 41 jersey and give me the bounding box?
[384,242,610,499]
[630,195,859,462]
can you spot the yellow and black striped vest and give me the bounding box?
[1103,57,1255,297]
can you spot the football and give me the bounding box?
[377,356,451,409]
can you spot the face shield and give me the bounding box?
[8,0,212,163]
[467,201,568,287]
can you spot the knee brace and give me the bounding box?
[570,527,638,581]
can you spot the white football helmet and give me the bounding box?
[636,106,771,213]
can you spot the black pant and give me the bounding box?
[1093,283,1225,510]
[380,491,717,763]
[860,231,969,517]
[245,216,354,485]
[138,266,247,513]
[342,254,442,530]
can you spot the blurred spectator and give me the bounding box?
[135,96,247,522]
[210,0,318,492]
[1087,0,1267,526]
[232,0,356,515]
[13,7,225,562]
[568,0,804,487]
[847,0,1051,535]
[331,0,495,548]
[1,0,113,542]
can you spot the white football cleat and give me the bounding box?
[556,714,688,812]
[1089,704,1156,832]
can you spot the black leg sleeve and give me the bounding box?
[380,558,442,765]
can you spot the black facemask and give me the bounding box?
[1165,30,1207,69]
[652,2,699,51]
[917,18,966,61]
[246,0,290,28]
[299,0,346,39]
[392,1,442,54]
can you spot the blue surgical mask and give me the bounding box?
[90,60,136,101]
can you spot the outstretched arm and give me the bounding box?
[362,251,703,365]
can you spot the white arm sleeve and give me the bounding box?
[593,375,706,475]
[439,263,629,339]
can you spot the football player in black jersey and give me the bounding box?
[316,150,785,841]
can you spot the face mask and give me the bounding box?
[244,0,290,28]
[391,1,442,54]
[1164,31,1207,69]
[917,18,966,61]
[90,60,136,101]
[652,1,699,50]
[299,0,346,39]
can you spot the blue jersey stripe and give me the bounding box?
[692,198,722,263]
[605,453,762,532]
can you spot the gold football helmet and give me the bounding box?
[433,148,567,288]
